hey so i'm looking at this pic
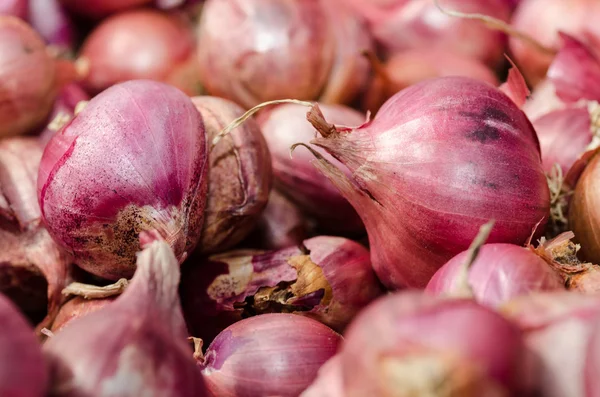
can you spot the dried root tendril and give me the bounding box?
[61,278,129,299]
[546,164,573,236]
[587,101,600,151]
[433,0,556,55]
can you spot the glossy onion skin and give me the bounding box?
[569,154,600,265]
[426,244,565,308]
[38,80,208,280]
[199,313,342,397]
[192,96,272,254]
[311,76,550,289]
[341,292,526,397]
[258,103,364,233]
[0,292,48,397]
[80,10,199,95]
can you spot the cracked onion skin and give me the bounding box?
[37,80,208,281]
[0,292,48,397]
[180,235,382,344]
[191,96,272,254]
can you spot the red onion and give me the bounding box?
[50,296,114,333]
[340,291,526,396]
[363,49,499,113]
[0,137,72,329]
[0,292,48,396]
[298,76,550,288]
[181,236,382,343]
[337,0,510,66]
[79,10,199,95]
[258,103,364,233]
[301,355,344,397]
[196,0,372,109]
[191,96,272,253]
[196,313,342,397]
[502,292,600,397]
[509,0,600,85]
[0,0,27,19]
[39,83,90,147]
[59,0,152,19]
[426,243,565,308]
[38,80,208,280]
[28,0,74,50]
[0,16,77,137]
[44,238,208,396]
[250,189,309,250]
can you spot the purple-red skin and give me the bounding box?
[502,292,600,397]
[191,96,272,254]
[337,0,510,66]
[0,0,27,19]
[28,0,74,50]
[80,10,199,96]
[0,292,48,397]
[39,83,90,147]
[59,0,153,19]
[180,236,382,344]
[198,313,342,397]
[258,103,364,233]
[251,189,309,250]
[0,137,72,330]
[341,292,527,396]
[50,296,114,333]
[308,76,550,289]
[43,240,208,397]
[534,106,592,174]
[37,80,208,280]
[426,244,565,308]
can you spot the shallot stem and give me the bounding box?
[189,337,205,361]
[433,0,556,55]
[454,220,495,297]
[212,99,314,148]
[62,278,129,299]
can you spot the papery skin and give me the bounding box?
[180,236,382,343]
[502,292,600,397]
[364,48,498,114]
[192,96,272,254]
[198,313,342,397]
[336,0,510,65]
[50,296,114,333]
[534,107,592,174]
[39,83,90,147]
[309,76,550,289]
[80,10,199,95]
[250,189,308,250]
[569,154,600,265]
[0,292,48,397]
[510,0,600,86]
[29,0,74,50]
[38,80,208,280]
[59,0,152,18]
[300,355,344,397]
[258,103,364,233]
[341,292,525,397]
[426,244,565,308]
[0,17,67,137]
[0,0,27,18]
[0,137,72,329]
[44,239,208,397]
[196,0,371,109]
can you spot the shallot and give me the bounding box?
[299,75,550,288]
[50,296,114,333]
[39,83,90,147]
[340,291,527,396]
[0,292,48,397]
[38,80,208,280]
[257,103,364,233]
[191,96,272,253]
[28,0,74,50]
[180,235,382,343]
[79,10,199,95]
[44,238,208,396]
[196,313,342,397]
[0,0,27,19]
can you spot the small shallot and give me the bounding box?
[50,296,114,333]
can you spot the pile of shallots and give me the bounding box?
[3,0,600,396]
